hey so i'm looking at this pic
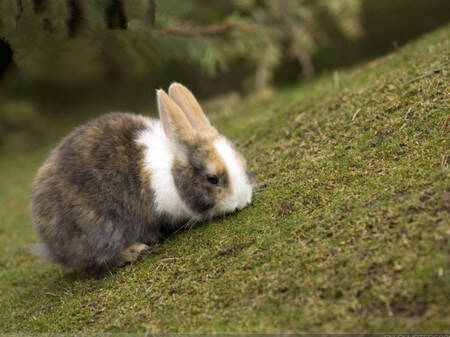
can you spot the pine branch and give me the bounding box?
[155,23,256,36]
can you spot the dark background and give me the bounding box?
[0,0,449,151]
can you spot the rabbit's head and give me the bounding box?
[154,83,254,220]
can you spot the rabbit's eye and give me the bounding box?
[206,174,219,185]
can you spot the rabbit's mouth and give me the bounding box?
[213,189,253,216]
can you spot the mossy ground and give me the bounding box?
[0,25,448,333]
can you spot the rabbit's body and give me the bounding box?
[32,113,164,269]
[31,83,254,272]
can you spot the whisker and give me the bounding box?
[166,220,190,240]
[185,219,193,231]
[191,218,200,230]
[187,220,197,231]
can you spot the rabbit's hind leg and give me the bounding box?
[82,243,151,277]
[113,243,151,267]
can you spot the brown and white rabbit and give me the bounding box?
[31,83,254,273]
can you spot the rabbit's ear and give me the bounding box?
[157,89,195,145]
[168,83,216,135]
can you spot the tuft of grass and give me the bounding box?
[0,25,449,333]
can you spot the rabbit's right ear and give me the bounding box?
[168,82,216,136]
[157,89,195,147]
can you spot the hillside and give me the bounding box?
[0,25,448,332]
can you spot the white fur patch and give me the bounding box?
[136,120,198,223]
[213,137,253,213]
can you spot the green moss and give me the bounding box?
[0,25,448,332]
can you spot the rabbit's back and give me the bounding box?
[31,112,157,269]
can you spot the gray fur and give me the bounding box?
[30,243,57,262]
[31,113,162,271]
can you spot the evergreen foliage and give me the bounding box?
[0,0,362,89]
[0,1,447,147]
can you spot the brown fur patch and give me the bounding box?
[31,112,159,269]
[199,139,232,200]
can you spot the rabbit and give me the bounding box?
[31,82,254,274]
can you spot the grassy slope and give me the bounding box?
[0,25,448,333]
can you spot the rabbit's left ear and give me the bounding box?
[157,89,195,147]
[169,83,216,136]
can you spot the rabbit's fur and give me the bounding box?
[31,83,254,273]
